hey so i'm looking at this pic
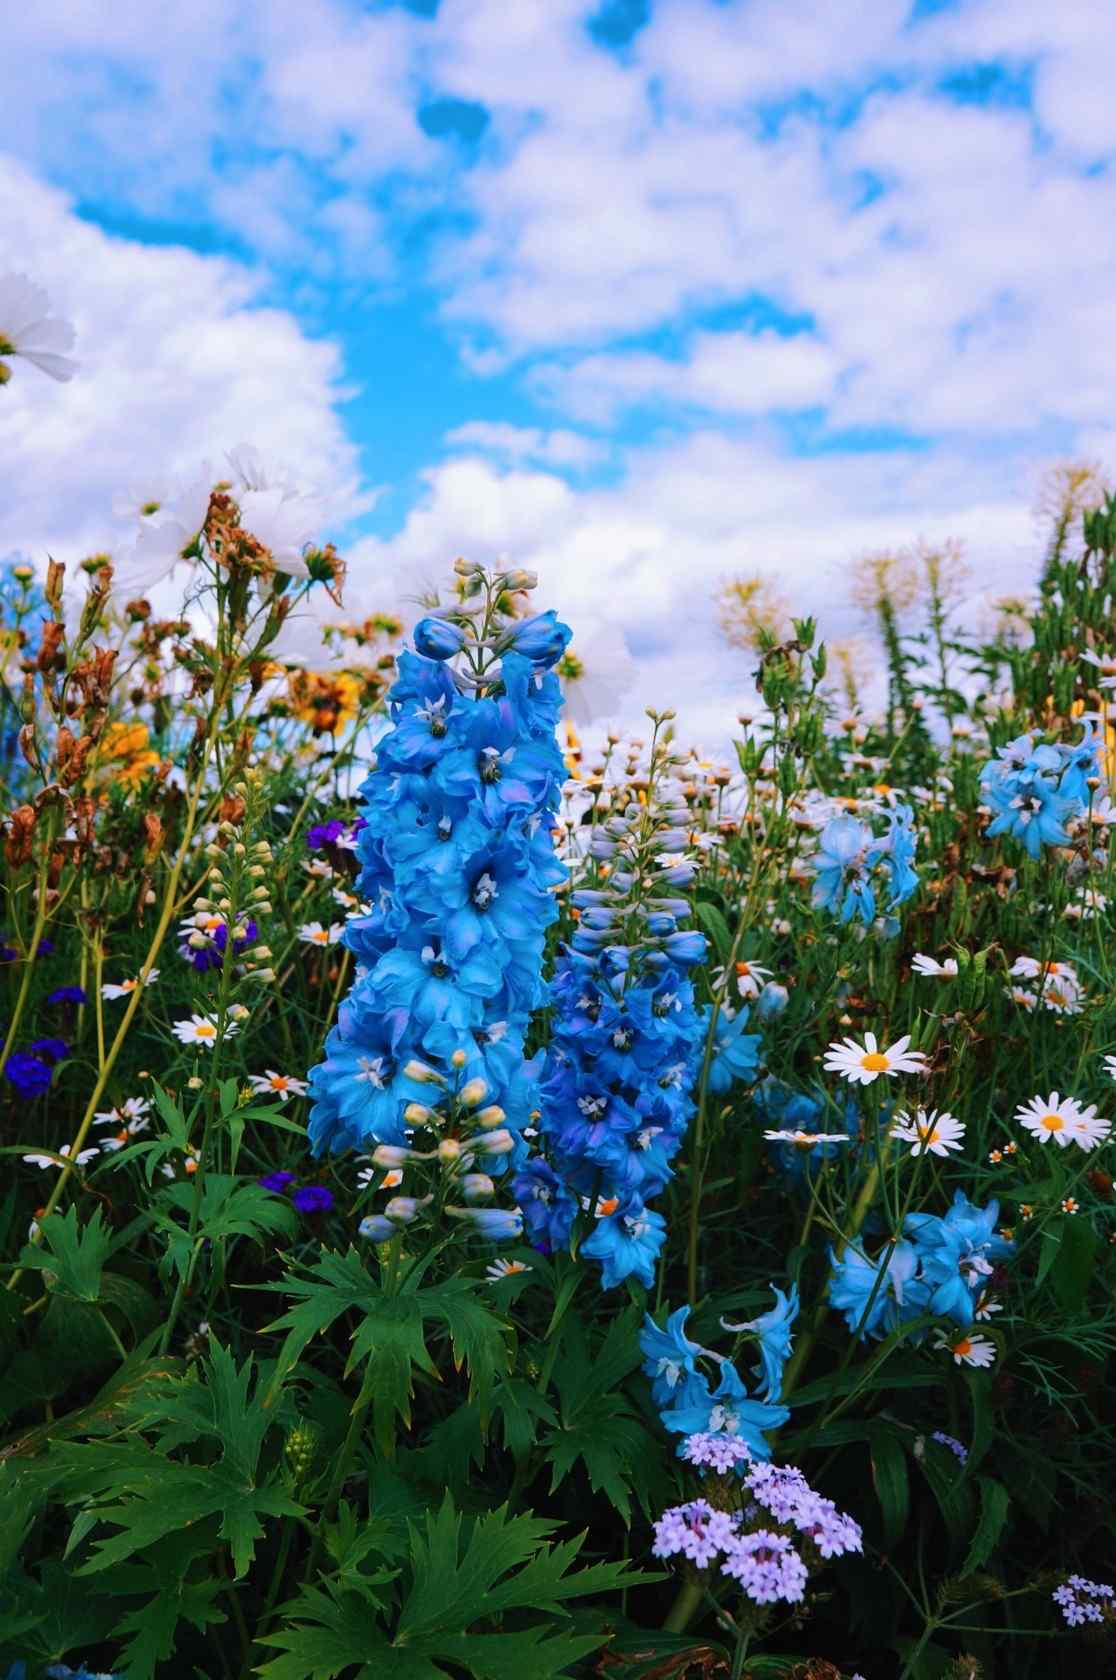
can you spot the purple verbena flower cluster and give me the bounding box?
[653,1433,862,1612]
[1053,1575,1115,1627]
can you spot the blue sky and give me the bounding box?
[3,0,1115,740]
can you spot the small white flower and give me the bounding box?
[911,953,959,978]
[935,1331,995,1369]
[890,1108,965,1158]
[731,959,773,1000]
[0,272,78,383]
[22,1142,99,1169]
[823,1032,927,1086]
[248,1070,309,1099]
[974,1293,1003,1322]
[299,921,345,947]
[101,969,160,1000]
[171,1013,235,1048]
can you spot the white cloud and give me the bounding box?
[0,157,370,573]
[345,428,1040,748]
[443,421,607,468]
[533,329,844,422]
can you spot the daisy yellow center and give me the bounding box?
[121,980,137,992]
[270,1077,289,1090]
[312,930,327,943]
[1040,1113,1064,1132]
[860,1052,890,1072]
[195,1023,216,1039]
[919,1124,939,1142]
[953,1338,972,1357]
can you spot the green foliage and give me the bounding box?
[257,1495,652,1680]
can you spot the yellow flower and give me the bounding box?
[287,669,362,735]
[98,720,160,788]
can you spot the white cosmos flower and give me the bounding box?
[172,1013,236,1048]
[911,953,959,978]
[1015,1091,1100,1149]
[556,625,638,726]
[890,1108,965,1158]
[237,487,319,576]
[935,1331,995,1369]
[226,442,298,495]
[0,273,78,383]
[113,465,214,595]
[822,1032,927,1086]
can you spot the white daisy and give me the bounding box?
[1009,956,1079,987]
[763,1129,852,1148]
[22,1142,99,1169]
[890,1109,966,1158]
[556,626,637,727]
[99,1116,151,1152]
[911,953,959,978]
[94,1096,152,1126]
[1103,1054,1116,1081]
[1005,984,1038,1011]
[935,1332,995,1369]
[1015,1092,1090,1148]
[0,272,77,383]
[248,1070,309,1100]
[823,1032,927,1086]
[101,969,160,1001]
[974,1293,1003,1322]
[171,1013,235,1049]
[486,1258,533,1282]
[732,959,773,1000]
[298,921,345,947]
[1067,1105,1112,1151]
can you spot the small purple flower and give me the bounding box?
[258,1170,297,1192]
[307,818,347,851]
[931,1430,968,1465]
[292,1185,334,1214]
[4,1052,52,1096]
[47,986,87,1005]
[0,944,18,963]
[37,939,54,957]
[28,1037,70,1066]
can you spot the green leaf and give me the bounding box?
[1035,1219,1063,1288]
[916,1437,974,1550]
[868,1421,909,1548]
[693,900,733,961]
[961,1476,1011,1575]
[1050,1215,1100,1311]
[18,1206,114,1302]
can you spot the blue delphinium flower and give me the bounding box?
[307,575,570,1247]
[707,1006,762,1095]
[536,900,707,1289]
[904,1190,1014,1328]
[639,1306,789,1460]
[980,727,1102,858]
[811,805,919,928]
[722,1284,800,1402]
[828,1240,930,1341]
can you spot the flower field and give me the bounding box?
[3,286,1116,1680]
